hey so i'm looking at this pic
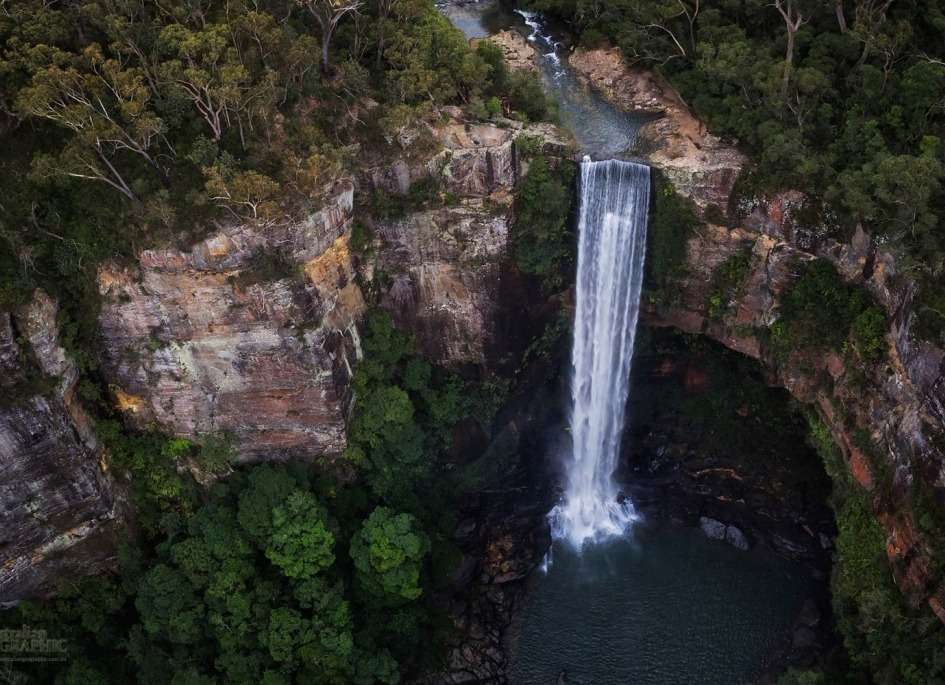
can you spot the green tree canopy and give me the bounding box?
[266,490,336,580]
[350,506,430,604]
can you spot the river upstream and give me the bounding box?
[440,3,818,682]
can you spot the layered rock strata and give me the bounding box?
[97,183,364,461]
[0,291,121,602]
[366,118,571,367]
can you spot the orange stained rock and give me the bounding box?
[113,388,144,414]
[930,593,945,624]
[848,447,875,491]
[684,364,708,392]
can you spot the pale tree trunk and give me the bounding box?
[853,0,894,69]
[375,17,386,69]
[835,0,847,32]
[321,31,331,73]
[773,0,806,101]
[784,28,795,99]
[375,0,394,69]
[299,0,363,74]
[679,0,700,55]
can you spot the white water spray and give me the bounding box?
[550,158,651,548]
[515,9,565,76]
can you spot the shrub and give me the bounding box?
[475,40,554,122]
[705,247,752,320]
[771,259,886,363]
[349,221,373,254]
[645,175,699,305]
[514,133,544,159]
[511,156,575,291]
[851,306,887,362]
[505,70,554,122]
[914,280,945,345]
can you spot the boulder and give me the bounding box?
[473,30,537,72]
[699,516,727,541]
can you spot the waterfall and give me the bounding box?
[550,158,651,548]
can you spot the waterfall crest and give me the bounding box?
[550,158,651,548]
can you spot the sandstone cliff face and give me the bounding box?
[97,183,364,461]
[0,292,121,602]
[375,201,511,366]
[572,48,945,620]
[97,116,570,458]
[569,48,746,212]
[367,119,571,367]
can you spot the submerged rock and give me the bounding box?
[725,525,750,551]
[699,516,727,541]
[699,517,751,551]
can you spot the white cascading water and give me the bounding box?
[550,158,651,548]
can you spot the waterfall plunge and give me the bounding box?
[550,158,651,548]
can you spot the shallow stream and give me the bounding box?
[440,0,648,158]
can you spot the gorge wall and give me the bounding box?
[96,116,567,461]
[569,47,945,621]
[97,182,363,461]
[369,119,568,368]
[0,113,569,600]
[0,292,122,603]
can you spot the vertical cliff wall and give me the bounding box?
[0,292,122,602]
[366,119,570,368]
[96,118,569,462]
[96,184,364,461]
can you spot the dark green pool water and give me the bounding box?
[509,527,811,684]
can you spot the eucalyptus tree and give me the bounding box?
[296,0,363,74]
[373,0,396,68]
[772,0,809,100]
[204,164,280,223]
[158,22,256,144]
[16,45,167,199]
